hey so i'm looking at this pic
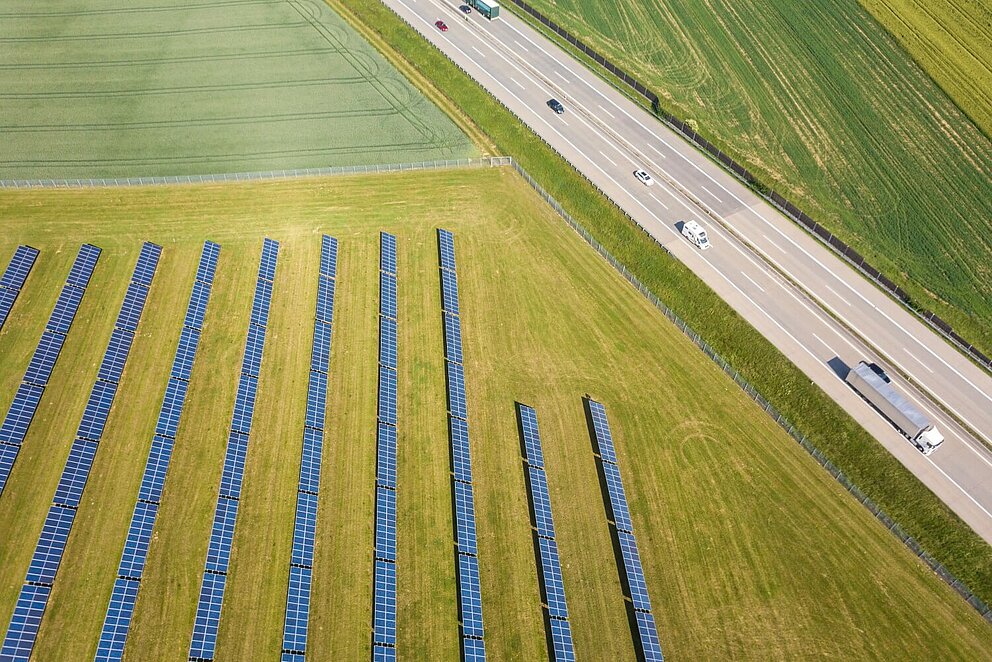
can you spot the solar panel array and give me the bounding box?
[94,241,220,662]
[0,243,161,662]
[372,233,399,661]
[281,235,337,662]
[0,244,100,499]
[518,404,576,661]
[438,229,486,660]
[587,399,664,661]
[0,245,39,331]
[189,238,279,662]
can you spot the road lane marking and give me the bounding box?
[515,40,529,51]
[471,46,486,58]
[553,70,570,83]
[762,233,785,253]
[648,143,667,158]
[599,104,615,119]
[598,151,618,167]
[741,271,766,293]
[509,76,525,90]
[822,282,850,305]
[905,347,935,373]
[648,192,668,210]
[700,185,722,203]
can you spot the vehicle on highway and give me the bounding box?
[845,361,944,455]
[435,20,449,31]
[459,4,472,13]
[633,169,655,186]
[681,220,711,250]
[547,98,565,114]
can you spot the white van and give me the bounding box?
[681,220,711,250]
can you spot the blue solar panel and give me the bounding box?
[549,617,576,662]
[372,559,397,646]
[311,321,332,374]
[463,635,487,661]
[518,405,544,468]
[0,246,39,290]
[115,282,150,333]
[588,400,618,464]
[376,423,397,489]
[94,577,141,662]
[0,288,18,330]
[602,461,634,534]
[315,276,335,325]
[282,564,313,653]
[0,383,44,445]
[438,229,456,272]
[188,571,227,660]
[380,233,397,276]
[97,328,135,384]
[372,643,397,662]
[46,284,84,335]
[450,418,472,483]
[635,610,664,661]
[440,268,460,315]
[77,380,118,442]
[185,280,211,330]
[52,439,98,508]
[155,378,189,439]
[259,238,280,283]
[298,427,323,494]
[442,313,463,364]
[196,242,221,285]
[282,654,306,662]
[0,583,51,661]
[291,491,318,568]
[458,553,484,638]
[66,244,101,289]
[0,443,20,495]
[375,486,397,562]
[218,437,248,500]
[320,235,338,279]
[379,317,397,369]
[538,537,569,619]
[617,530,652,612]
[118,500,158,579]
[528,467,556,539]
[445,361,467,420]
[305,370,327,431]
[242,323,267,377]
[231,374,258,435]
[25,504,76,585]
[138,435,175,504]
[171,326,201,382]
[205,497,240,574]
[250,279,273,328]
[380,272,397,320]
[378,367,397,426]
[23,331,66,387]
[454,480,478,556]
[131,243,162,288]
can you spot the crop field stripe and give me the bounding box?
[0,244,100,498]
[93,241,220,662]
[0,243,161,661]
[0,246,39,331]
[280,235,337,659]
[187,238,279,662]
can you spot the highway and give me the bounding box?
[382,0,992,543]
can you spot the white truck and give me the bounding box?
[845,361,944,455]
[681,220,711,250]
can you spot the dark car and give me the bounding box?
[435,20,449,32]
[547,98,565,114]
[459,4,472,13]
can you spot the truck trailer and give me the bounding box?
[845,361,944,455]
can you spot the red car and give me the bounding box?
[435,20,449,32]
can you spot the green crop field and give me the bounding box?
[516,0,992,356]
[0,170,989,659]
[0,0,474,180]
[859,0,992,137]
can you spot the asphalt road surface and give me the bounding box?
[386,0,992,544]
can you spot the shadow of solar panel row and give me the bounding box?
[380,232,397,276]
[96,242,219,662]
[0,246,39,331]
[190,239,278,661]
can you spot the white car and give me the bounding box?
[633,169,655,186]
[681,220,711,250]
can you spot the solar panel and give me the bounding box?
[282,564,313,653]
[454,481,478,556]
[65,244,101,289]
[131,243,162,288]
[218,439,248,500]
[634,610,664,661]
[94,577,141,662]
[320,235,338,279]
[0,583,51,661]
[617,530,652,612]
[601,461,634,534]
[171,326,200,382]
[282,654,306,662]
[378,367,397,426]
[195,242,221,285]
[458,553,484,638]
[298,427,323,494]
[77,380,118,442]
[115,282,151,333]
[0,246,39,290]
[231,374,258,435]
[188,571,227,660]
[0,443,20,495]
[463,636,486,662]
[372,643,397,662]
[375,486,397,562]
[205,497,240,574]
[185,280,211,331]
[376,316,398,369]
[376,423,397,489]
[440,268,460,315]
[250,279,273,328]
[442,313,463,364]
[380,272,397,320]
[118,500,158,579]
[528,467,556,539]
[46,284,84,335]
[291,491,318,568]
[0,288,18,330]
[380,233,397,276]
[450,417,472,483]
[155,378,189,439]
[137,435,175,504]
[0,383,44,445]
[549,617,576,662]
[518,405,544,468]
[25,504,76,585]
[259,238,280,283]
[445,361,467,420]
[242,323,267,377]
[23,330,66,387]
[315,276,335,325]
[98,328,135,384]
[372,559,397,646]
[52,439,98,508]
[538,537,569,619]
[438,229,456,272]
[311,321,332,374]
[587,400,618,464]
[305,370,328,431]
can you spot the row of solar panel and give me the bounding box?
[190,239,278,662]
[0,246,39,331]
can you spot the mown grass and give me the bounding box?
[333,0,992,607]
[1,172,991,657]
[504,0,992,357]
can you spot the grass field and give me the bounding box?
[0,170,989,658]
[859,0,992,137]
[515,0,992,356]
[0,0,474,180]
